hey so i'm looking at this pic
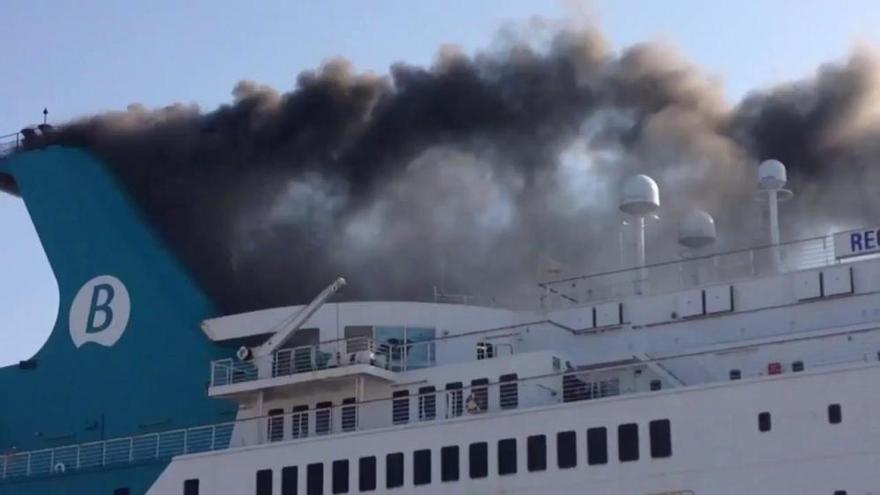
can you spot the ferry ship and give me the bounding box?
[1,130,879,495]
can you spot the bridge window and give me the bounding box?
[527,434,547,471]
[587,427,608,465]
[292,405,309,438]
[386,453,404,489]
[418,386,436,420]
[315,402,332,434]
[414,449,431,485]
[499,373,519,409]
[358,456,376,492]
[557,431,577,468]
[332,460,349,494]
[268,409,284,442]
[618,423,639,462]
[441,446,460,482]
[307,463,323,495]
[256,469,273,495]
[341,397,357,432]
[758,412,772,432]
[498,438,517,475]
[469,442,488,479]
[649,419,672,458]
[392,390,410,424]
[828,404,842,424]
[405,327,436,369]
[183,479,199,495]
[282,466,298,495]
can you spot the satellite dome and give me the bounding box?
[620,174,660,216]
[678,209,717,249]
[758,159,787,190]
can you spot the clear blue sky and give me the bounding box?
[1,0,879,366]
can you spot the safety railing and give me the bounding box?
[0,132,20,157]
[210,337,439,388]
[0,422,233,481]
[541,233,839,305]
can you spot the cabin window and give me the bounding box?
[758,412,772,432]
[618,423,639,462]
[418,386,436,420]
[527,435,547,472]
[792,360,805,372]
[469,442,488,479]
[316,402,332,434]
[307,463,323,495]
[470,378,489,412]
[341,397,357,432]
[499,373,519,409]
[281,466,298,495]
[587,427,608,465]
[332,460,349,494]
[413,449,431,485]
[729,369,741,380]
[292,405,309,438]
[183,479,200,495]
[256,469,273,495]
[498,438,518,475]
[392,390,410,424]
[834,491,848,495]
[476,341,495,360]
[386,452,404,489]
[649,419,672,458]
[268,409,285,442]
[113,489,130,495]
[358,456,376,492]
[446,382,463,418]
[441,445,460,482]
[828,404,842,424]
[557,431,577,468]
[650,379,662,391]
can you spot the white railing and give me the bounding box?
[210,337,439,388]
[0,422,233,481]
[541,233,839,305]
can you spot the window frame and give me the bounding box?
[497,438,518,475]
[587,427,608,465]
[386,452,404,489]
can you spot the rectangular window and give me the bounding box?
[446,382,463,418]
[618,423,639,462]
[341,397,357,432]
[758,412,772,432]
[268,409,285,442]
[315,402,332,435]
[498,438,517,475]
[441,446,459,482]
[413,449,431,486]
[405,327,436,369]
[556,431,577,469]
[392,390,410,424]
[829,404,842,424]
[332,460,349,494]
[307,463,323,495]
[183,479,199,495]
[257,469,273,495]
[471,378,489,412]
[386,452,404,489]
[587,427,608,465]
[291,405,309,439]
[469,442,488,479]
[527,435,546,472]
[649,419,672,458]
[499,373,519,409]
[418,386,436,420]
[281,466,298,495]
[358,456,376,492]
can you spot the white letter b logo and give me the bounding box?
[70,275,131,348]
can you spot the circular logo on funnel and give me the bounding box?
[69,275,131,348]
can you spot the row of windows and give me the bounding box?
[757,404,842,432]
[235,420,672,495]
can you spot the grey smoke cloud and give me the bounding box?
[8,26,880,311]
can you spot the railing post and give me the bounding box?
[184,428,188,454]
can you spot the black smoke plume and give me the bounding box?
[7,25,880,312]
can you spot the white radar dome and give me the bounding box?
[758,159,787,190]
[678,209,717,249]
[620,174,660,216]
